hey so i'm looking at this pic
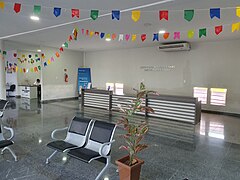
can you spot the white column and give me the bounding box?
[0,40,6,99]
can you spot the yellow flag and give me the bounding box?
[15,67,18,72]
[132,11,141,22]
[237,7,240,17]
[132,34,137,41]
[232,22,240,32]
[0,1,5,10]
[90,31,94,37]
[20,68,23,73]
[188,30,194,39]
[31,68,34,72]
[47,59,51,65]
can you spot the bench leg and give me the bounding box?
[95,156,111,180]
[46,150,58,164]
[1,147,17,161]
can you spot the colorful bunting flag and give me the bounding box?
[215,26,223,35]
[55,52,60,58]
[0,1,5,10]
[188,30,194,39]
[89,31,94,37]
[47,59,51,65]
[153,33,159,41]
[35,54,38,57]
[132,11,141,22]
[13,53,17,57]
[3,51,6,55]
[51,57,55,62]
[30,68,34,72]
[20,68,22,73]
[174,32,180,40]
[86,29,89,35]
[112,10,120,20]
[163,32,170,40]
[210,8,220,19]
[237,7,240,17]
[232,22,240,32]
[159,10,168,21]
[100,33,105,39]
[91,10,99,20]
[34,67,38,72]
[119,34,124,41]
[112,34,117,40]
[199,28,207,38]
[132,34,137,41]
[106,34,111,40]
[63,42,68,48]
[68,35,73,41]
[14,3,21,13]
[73,28,78,40]
[141,34,147,42]
[125,34,130,41]
[44,62,47,67]
[38,66,41,71]
[34,5,41,15]
[59,47,64,52]
[184,10,194,22]
[53,7,61,17]
[72,9,80,18]
[95,32,99,36]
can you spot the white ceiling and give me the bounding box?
[1,0,240,51]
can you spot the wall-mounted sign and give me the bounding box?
[78,68,92,94]
[140,65,175,71]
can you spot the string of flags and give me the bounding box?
[0,1,239,22]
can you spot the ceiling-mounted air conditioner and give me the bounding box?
[159,42,191,52]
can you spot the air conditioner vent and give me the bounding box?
[159,42,191,52]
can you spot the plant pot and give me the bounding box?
[115,155,144,180]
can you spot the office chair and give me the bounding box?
[6,84,16,97]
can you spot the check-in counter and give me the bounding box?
[19,85,37,99]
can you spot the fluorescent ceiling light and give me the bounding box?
[105,38,111,42]
[30,15,40,21]
[159,30,166,34]
[37,49,41,52]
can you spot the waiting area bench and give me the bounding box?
[46,116,116,180]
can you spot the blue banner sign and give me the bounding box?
[78,68,91,94]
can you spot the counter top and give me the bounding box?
[18,85,38,87]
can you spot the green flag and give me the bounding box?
[184,10,194,21]
[3,51,7,55]
[64,42,68,48]
[38,66,41,70]
[199,28,207,38]
[35,54,38,57]
[34,5,41,15]
[0,49,1,53]
[91,10,99,20]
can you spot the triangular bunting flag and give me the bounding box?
[3,51,7,55]
[68,35,73,41]
[91,10,99,20]
[237,7,240,17]
[215,26,223,35]
[38,66,41,71]
[153,33,159,41]
[159,10,168,21]
[132,11,141,22]
[86,30,89,36]
[55,52,60,58]
[34,5,41,15]
[59,47,64,52]
[188,30,195,39]
[174,32,180,40]
[112,34,117,40]
[199,28,207,38]
[112,10,120,20]
[100,33,105,39]
[119,34,124,41]
[95,32,99,36]
[47,60,51,65]
[125,34,130,41]
[0,1,5,10]
[73,28,78,40]
[184,10,194,22]
[64,42,68,48]
[51,57,55,62]
[53,7,61,17]
[23,68,26,73]
[163,32,170,40]
[72,9,80,18]
[232,22,240,32]
[90,31,94,37]
[132,34,137,41]
[34,67,38,72]
[43,62,47,67]
[210,8,221,19]
[141,34,147,42]
[14,3,21,13]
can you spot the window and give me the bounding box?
[210,88,227,106]
[106,83,114,91]
[115,83,124,95]
[193,87,208,104]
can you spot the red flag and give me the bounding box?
[163,32,170,39]
[59,47,64,52]
[215,25,223,35]
[159,10,168,20]
[141,34,147,42]
[72,9,80,18]
[86,30,89,35]
[112,34,117,40]
[14,3,21,13]
[68,35,73,41]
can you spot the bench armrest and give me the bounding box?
[99,140,115,157]
[3,126,14,141]
[51,127,68,140]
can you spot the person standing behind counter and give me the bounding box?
[34,79,41,100]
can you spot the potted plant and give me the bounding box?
[115,82,155,180]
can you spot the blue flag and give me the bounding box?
[44,62,47,67]
[112,10,120,20]
[210,8,220,19]
[100,33,105,39]
[153,33,159,41]
[53,7,61,17]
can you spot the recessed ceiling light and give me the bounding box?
[159,30,166,34]
[37,49,41,52]
[30,15,40,21]
[105,38,111,42]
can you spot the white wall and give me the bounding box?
[0,40,6,99]
[41,46,83,101]
[85,39,240,114]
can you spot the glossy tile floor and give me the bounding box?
[0,98,240,180]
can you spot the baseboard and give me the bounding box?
[202,110,240,118]
[41,97,79,104]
